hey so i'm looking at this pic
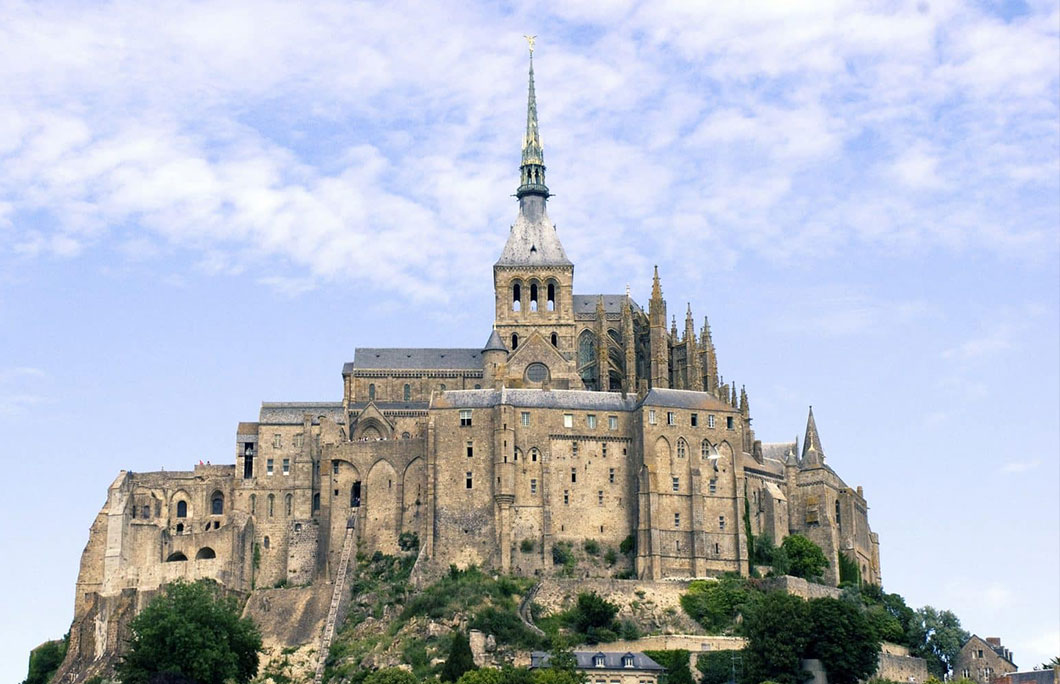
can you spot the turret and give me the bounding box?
[700,316,719,392]
[801,406,825,468]
[482,328,508,386]
[684,304,701,391]
[648,266,669,389]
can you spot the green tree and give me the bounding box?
[569,591,619,643]
[441,631,477,682]
[364,669,417,684]
[457,668,505,684]
[697,650,742,684]
[780,535,829,581]
[116,580,262,684]
[533,671,585,684]
[806,597,881,684]
[837,553,861,586]
[742,592,811,684]
[680,574,758,633]
[910,607,968,678]
[644,649,694,684]
[22,636,68,684]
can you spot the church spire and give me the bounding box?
[802,405,825,467]
[517,36,548,199]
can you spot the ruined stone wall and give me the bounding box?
[876,652,930,684]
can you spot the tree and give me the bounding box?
[643,649,694,684]
[909,606,968,678]
[22,636,68,684]
[806,598,881,684]
[742,592,811,684]
[116,579,262,684]
[780,535,829,581]
[364,669,417,684]
[681,575,758,633]
[569,591,618,643]
[459,666,534,684]
[441,631,477,682]
[697,650,743,684]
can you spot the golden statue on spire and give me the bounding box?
[524,34,536,54]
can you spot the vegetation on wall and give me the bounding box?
[20,635,68,684]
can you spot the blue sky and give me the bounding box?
[1,0,1057,679]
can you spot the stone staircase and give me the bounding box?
[313,518,357,683]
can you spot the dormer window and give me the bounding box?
[593,654,605,668]
[623,654,635,668]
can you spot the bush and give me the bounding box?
[551,542,575,567]
[619,534,636,555]
[520,538,535,553]
[680,574,758,633]
[570,591,619,643]
[780,535,829,581]
[697,650,741,684]
[470,605,543,650]
[604,548,618,566]
[583,539,600,556]
[364,669,417,684]
[838,552,860,586]
[618,618,642,640]
[644,650,694,684]
[441,631,476,683]
[22,637,68,684]
[398,531,419,552]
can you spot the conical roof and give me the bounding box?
[483,328,508,353]
[496,196,572,266]
[801,406,825,466]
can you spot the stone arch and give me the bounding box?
[402,458,426,539]
[165,551,187,562]
[354,416,391,441]
[210,490,224,515]
[653,436,671,460]
[578,329,597,389]
[172,490,191,519]
[285,493,293,516]
[676,437,688,459]
[546,279,557,311]
[511,279,522,311]
[195,547,216,560]
[529,279,540,312]
[717,441,734,460]
[365,459,400,554]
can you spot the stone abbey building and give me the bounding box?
[58,51,881,677]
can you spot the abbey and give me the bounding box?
[57,51,880,678]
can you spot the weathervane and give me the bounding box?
[524,34,536,54]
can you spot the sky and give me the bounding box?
[0,0,1057,679]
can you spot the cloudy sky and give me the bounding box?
[1,0,1057,678]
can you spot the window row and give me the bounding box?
[510,280,558,312]
[561,413,620,430]
[648,410,735,430]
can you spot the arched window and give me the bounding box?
[176,500,188,518]
[175,523,184,534]
[401,431,411,439]
[351,481,361,507]
[512,282,522,311]
[702,439,711,458]
[267,494,274,517]
[547,282,556,311]
[531,448,539,462]
[578,330,597,389]
[312,493,320,512]
[403,384,411,401]
[210,492,224,515]
[165,551,188,562]
[368,383,376,401]
[677,438,687,459]
[195,547,216,560]
[529,283,538,311]
[511,333,519,350]
[249,494,256,515]
[285,493,293,516]
[550,332,558,347]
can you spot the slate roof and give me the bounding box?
[432,388,638,411]
[483,329,508,352]
[349,348,483,371]
[495,195,572,267]
[259,402,344,425]
[641,388,734,411]
[530,651,664,672]
[348,402,429,412]
[761,441,798,465]
[572,294,644,316]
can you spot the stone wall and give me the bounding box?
[875,652,930,684]
[756,575,843,600]
[286,519,319,585]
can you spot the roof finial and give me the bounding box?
[517,37,548,199]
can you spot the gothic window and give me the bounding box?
[176,500,187,518]
[404,384,411,401]
[512,282,522,311]
[550,332,558,347]
[312,493,320,512]
[530,283,538,311]
[285,493,292,516]
[368,384,376,401]
[210,492,224,515]
[547,282,556,311]
[250,494,256,515]
[268,494,274,517]
[701,439,712,458]
[577,330,597,389]
[511,333,519,350]
[677,438,687,458]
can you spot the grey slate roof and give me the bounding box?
[641,388,734,411]
[432,388,638,411]
[349,402,429,412]
[350,348,482,371]
[530,651,664,672]
[482,329,508,353]
[572,294,643,316]
[259,402,344,425]
[495,195,572,267]
[760,441,798,465]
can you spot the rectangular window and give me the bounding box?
[563,413,573,428]
[691,413,698,426]
[602,443,607,458]
[459,409,472,426]
[521,411,530,426]
[719,515,726,530]
[587,414,597,429]
[571,467,577,483]
[608,415,618,430]
[530,479,537,494]
[672,476,680,492]
[466,441,474,458]
[709,478,717,494]
[293,433,303,447]
[667,411,675,425]
[708,414,716,428]
[609,468,615,483]
[674,512,680,527]
[332,461,339,475]
[571,442,579,458]
[273,433,281,448]
[727,416,735,429]
[282,458,290,475]
[563,490,569,505]
[649,409,656,425]
[598,490,604,505]
[266,459,274,475]
[466,472,473,489]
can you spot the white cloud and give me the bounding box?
[942,327,1014,361]
[999,459,1042,474]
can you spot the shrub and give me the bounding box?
[780,535,828,581]
[364,669,417,684]
[441,631,477,683]
[583,539,600,556]
[520,538,535,553]
[604,548,618,566]
[644,649,694,684]
[570,591,619,643]
[619,534,636,555]
[23,637,68,684]
[697,650,741,684]
[551,542,575,567]
[398,531,419,552]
